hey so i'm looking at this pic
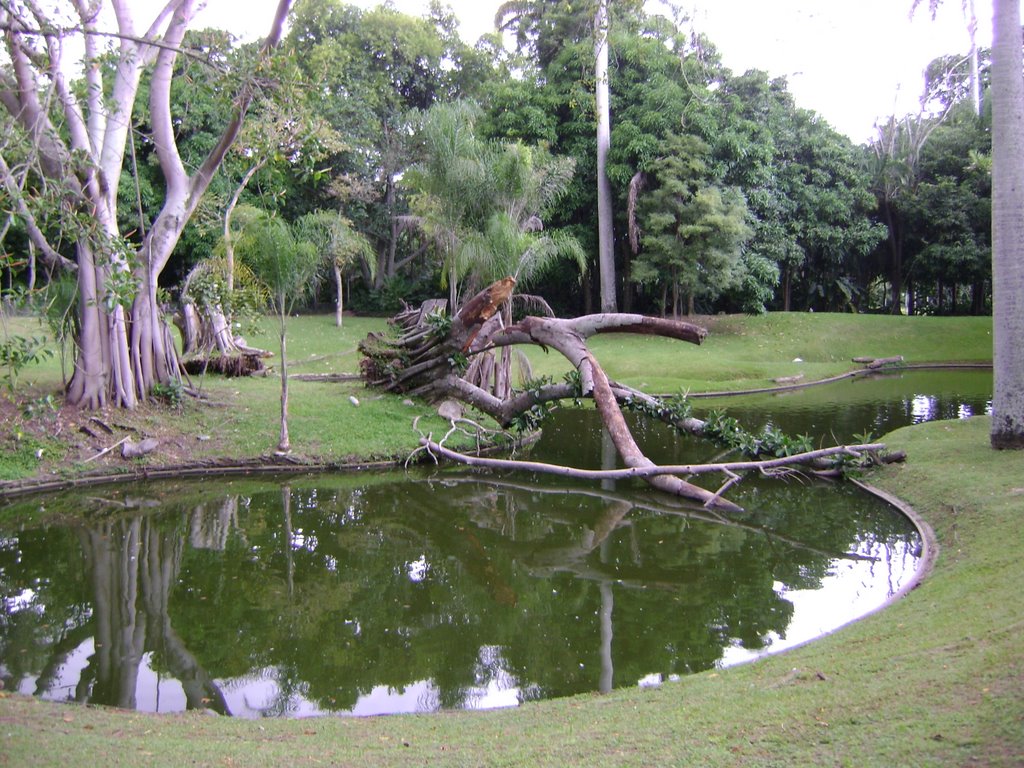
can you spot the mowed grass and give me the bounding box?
[0,311,996,482]
[0,314,469,478]
[0,417,1020,766]
[522,312,993,393]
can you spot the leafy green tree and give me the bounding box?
[683,68,882,312]
[905,108,991,315]
[405,101,492,309]
[294,210,374,327]
[287,0,492,294]
[633,133,750,317]
[496,0,647,313]
[408,103,585,304]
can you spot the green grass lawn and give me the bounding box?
[0,417,1019,767]
[521,312,993,393]
[1,310,1019,765]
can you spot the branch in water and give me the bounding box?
[418,437,889,508]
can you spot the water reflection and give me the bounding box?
[0,471,918,717]
[691,369,992,444]
[7,370,983,717]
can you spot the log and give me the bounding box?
[420,439,889,482]
[183,352,268,377]
[852,355,904,369]
[360,279,904,511]
[773,373,804,385]
[866,355,904,369]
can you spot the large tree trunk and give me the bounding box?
[333,260,345,327]
[362,280,902,509]
[594,0,617,313]
[990,0,1024,448]
[1,0,293,409]
[967,0,982,116]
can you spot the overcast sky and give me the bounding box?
[191,0,1013,144]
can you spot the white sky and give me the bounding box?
[191,0,1015,144]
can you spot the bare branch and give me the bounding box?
[0,153,77,272]
[419,438,887,483]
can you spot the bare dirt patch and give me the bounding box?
[0,395,218,492]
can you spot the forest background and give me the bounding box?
[1,0,994,328]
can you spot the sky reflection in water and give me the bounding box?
[0,370,991,717]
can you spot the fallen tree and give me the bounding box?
[360,278,901,511]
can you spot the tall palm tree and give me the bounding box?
[594,0,617,312]
[235,211,322,454]
[497,0,618,311]
[990,0,1024,448]
[405,101,491,310]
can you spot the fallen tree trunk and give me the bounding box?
[360,279,898,511]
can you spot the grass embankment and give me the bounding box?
[1,311,1020,765]
[0,311,993,484]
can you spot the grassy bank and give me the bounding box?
[0,417,1019,766]
[0,312,993,485]
[1,311,1019,765]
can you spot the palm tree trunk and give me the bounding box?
[595,0,616,313]
[333,261,344,327]
[990,0,1024,448]
[276,309,291,454]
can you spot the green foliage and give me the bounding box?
[293,210,375,278]
[634,132,751,315]
[151,380,185,409]
[507,375,559,432]
[563,369,584,403]
[21,393,57,420]
[0,430,53,481]
[508,402,553,433]
[620,390,695,426]
[0,334,54,395]
[183,256,268,331]
[423,308,452,336]
[406,100,584,303]
[235,211,324,316]
[701,409,813,460]
[39,273,78,349]
[446,351,469,374]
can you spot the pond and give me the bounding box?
[0,369,991,718]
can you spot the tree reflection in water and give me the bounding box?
[0,470,919,718]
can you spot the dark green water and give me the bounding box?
[0,370,989,718]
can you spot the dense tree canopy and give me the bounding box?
[0,0,1009,409]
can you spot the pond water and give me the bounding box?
[0,369,991,718]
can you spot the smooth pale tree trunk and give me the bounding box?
[595,0,617,313]
[333,261,345,327]
[1,0,292,409]
[967,0,982,116]
[276,310,291,454]
[990,0,1024,448]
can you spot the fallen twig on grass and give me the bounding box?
[82,437,130,463]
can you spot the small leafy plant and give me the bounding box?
[0,334,55,394]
